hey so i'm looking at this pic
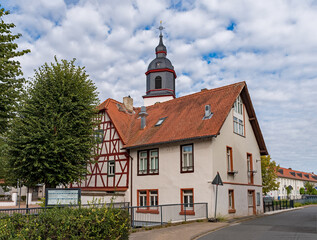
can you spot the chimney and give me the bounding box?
[123,96,133,113]
[201,88,207,91]
[139,106,148,129]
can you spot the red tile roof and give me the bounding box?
[99,81,268,154]
[277,167,317,182]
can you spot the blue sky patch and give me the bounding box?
[226,21,236,31]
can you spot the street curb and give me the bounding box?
[192,207,302,240]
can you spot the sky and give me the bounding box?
[2,0,317,174]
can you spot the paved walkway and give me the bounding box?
[129,207,303,240]
[129,221,228,240]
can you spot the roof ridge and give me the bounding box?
[142,81,246,110]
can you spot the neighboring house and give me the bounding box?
[72,30,268,217]
[267,167,317,199]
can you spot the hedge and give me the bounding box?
[0,205,130,239]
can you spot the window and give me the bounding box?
[256,192,261,206]
[227,146,233,173]
[234,95,243,114]
[149,150,158,174]
[181,144,194,173]
[155,76,162,89]
[138,149,159,175]
[108,161,115,176]
[94,130,104,144]
[155,117,167,126]
[180,189,195,215]
[137,189,159,214]
[228,190,236,213]
[247,153,254,184]
[233,96,244,136]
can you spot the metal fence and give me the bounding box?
[0,202,130,217]
[294,195,317,205]
[0,202,208,228]
[263,199,294,213]
[129,203,208,227]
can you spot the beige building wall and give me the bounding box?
[131,95,264,218]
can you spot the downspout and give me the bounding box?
[126,150,133,207]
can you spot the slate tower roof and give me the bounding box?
[144,24,176,99]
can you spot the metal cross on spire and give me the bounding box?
[158,20,165,36]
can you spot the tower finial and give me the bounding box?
[158,21,164,36]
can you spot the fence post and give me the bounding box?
[263,200,266,213]
[160,205,163,226]
[184,204,187,222]
[131,207,134,228]
[206,203,208,220]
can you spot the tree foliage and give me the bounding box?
[0,6,30,135]
[261,155,280,195]
[304,181,317,195]
[6,58,99,188]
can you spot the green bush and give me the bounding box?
[0,205,130,239]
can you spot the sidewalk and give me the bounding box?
[129,221,228,240]
[129,207,301,240]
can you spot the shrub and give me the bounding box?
[0,205,130,239]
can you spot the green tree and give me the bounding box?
[261,155,280,195]
[299,187,305,195]
[304,181,315,195]
[285,185,292,199]
[0,6,30,135]
[6,58,99,188]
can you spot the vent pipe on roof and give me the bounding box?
[202,104,213,120]
[139,106,148,129]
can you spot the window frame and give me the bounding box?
[228,189,236,213]
[107,160,115,177]
[180,188,195,215]
[155,76,162,89]
[226,146,233,173]
[137,189,159,214]
[94,129,104,144]
[247,153,254,184]
[137,149,159,176]
[233,95,245,136]
[180,144,194,173]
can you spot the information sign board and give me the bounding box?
[45,188,81,206]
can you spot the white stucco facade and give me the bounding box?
[130,97,263,218]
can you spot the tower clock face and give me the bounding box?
[156,62,161,67]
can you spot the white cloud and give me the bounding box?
[2,0,317,173]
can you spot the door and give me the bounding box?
[248,190,256,215]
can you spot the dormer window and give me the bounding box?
[155,76,162,89]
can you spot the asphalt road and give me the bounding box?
[199,206,317,240]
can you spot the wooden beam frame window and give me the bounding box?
[228,189,236,213]
[227,146,234,174]
[180,188,195,215]
[247,153,254,184]
[137,149,159,175]
[137,189,159,214]
[180,144,194,173]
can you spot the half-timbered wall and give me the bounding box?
[72,110,129,192]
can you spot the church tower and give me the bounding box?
[143,23,176,106]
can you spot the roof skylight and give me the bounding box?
[155,117,167,126]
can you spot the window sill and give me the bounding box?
[137,172,159,176]
[228,209,236,214]
[233,132,245,137]
[179,210,195,215]
[136,209,159,214]
[181,170,194,174]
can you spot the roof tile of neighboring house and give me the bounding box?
[277,167,317,182]
[99,81,268,154]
